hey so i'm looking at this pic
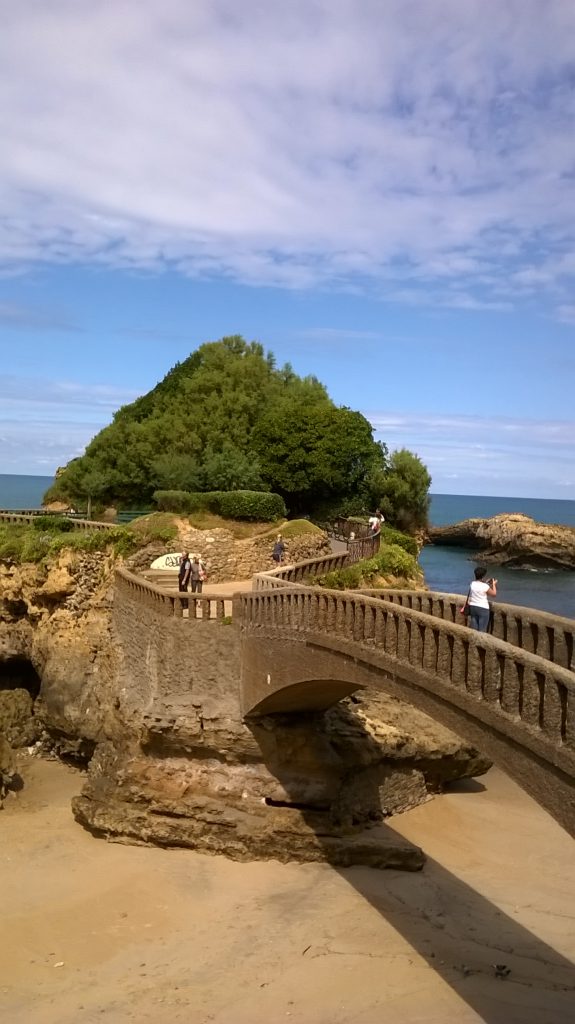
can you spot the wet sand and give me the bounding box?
[1,757,574,1024]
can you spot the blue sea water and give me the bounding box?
[423,493,575,619]
[0,477,573,618]
[0,474,54,509]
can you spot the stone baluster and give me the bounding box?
[421,624,438,674]
[521,666,545,729]
[500,658,522,717]
[564,690,575,750]
[384,612,398,657]
[335,596,346,636]
[344,600,355,640]
[396,617,410,661]
[373,605,386,647]
[352,601,364,642]
[482,648,503,705]
[363,603,376,641]
[437,630,454,679]
[541,675,564,742]
[464,640,484,698]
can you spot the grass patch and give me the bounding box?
[0,521,147,565]
[186,514,323,540]
[277,519,323,539]
[187,513,286,540]
[126,512,178,545]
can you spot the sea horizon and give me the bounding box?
[1,473,574,617]
[1,473,575,526]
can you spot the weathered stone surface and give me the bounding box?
[1,538,490,867]
[0,689,38,747]
[0,734,16,806]
[74,690,486,868]
[428,513,575,569]
[127,525,331,583]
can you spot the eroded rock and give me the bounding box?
[428,513,575,570]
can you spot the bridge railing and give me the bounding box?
[252,552,350,590]
[237,586,575,769]
[0,512,112,531]
[358,589,575,671]
[115,566,230,620]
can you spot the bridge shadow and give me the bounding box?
[248,700,575,1024]
[336,852,575,1023]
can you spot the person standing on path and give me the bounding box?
[178,551,191,593]
[466,566,497,632]
[368,510,384,536]
[272,535,286,564]
[190,555,203,593]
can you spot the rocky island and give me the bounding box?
[428,512,575,570]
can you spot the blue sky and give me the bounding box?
[0,0,574,497]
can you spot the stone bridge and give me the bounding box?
[115,551,575,839]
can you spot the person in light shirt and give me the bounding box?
[467,566,497,632]
[368,509,384,536]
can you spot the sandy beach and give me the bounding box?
[1,756,574,1024]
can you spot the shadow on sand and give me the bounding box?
[250,703,575,1024]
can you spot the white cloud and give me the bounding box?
[367,411,575,498]
[0,374,138,409]
[0,1,575,308]
[0,372,140,472]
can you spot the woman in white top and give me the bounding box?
[467,566,497,632]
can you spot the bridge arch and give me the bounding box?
[237,585,575,838]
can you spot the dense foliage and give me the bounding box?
[45,336,431,529]
[153,488,286,521]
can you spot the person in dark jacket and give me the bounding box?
[272,535,286,564]
[178,551,191,593]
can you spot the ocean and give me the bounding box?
[0,476,573,618]
[422,493,575,619]
[0,474,55,509]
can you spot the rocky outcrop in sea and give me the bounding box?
[428,513,575,570]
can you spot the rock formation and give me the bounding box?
[428,513,575,570]
[0,526,491,867]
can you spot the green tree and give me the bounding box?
[199,444,266,491]
[151,453,202,492]
[375,449,431,531]
[252,401,383,513]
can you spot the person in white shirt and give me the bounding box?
[368,509,384,536]
[467,566,497,632]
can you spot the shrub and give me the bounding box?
[210,490,286,521]
[363,544,419,581]
[379,526,418,557]
[20,532,52,562]
[312,543,419,590]
[153,490,196,513]
[0,527,25,562]
[311,565,363,590]
[32,515,74,533]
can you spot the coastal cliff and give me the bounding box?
[0,529,490,865]
[428,513,575,570]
